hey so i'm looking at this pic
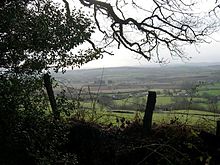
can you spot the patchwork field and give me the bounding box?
[55,64,220,131]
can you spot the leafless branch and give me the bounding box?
[78,0,217,61]
[86,39,114,55]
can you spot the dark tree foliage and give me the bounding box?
[0,0,104,120]
[0,0,101,74]
[0,1,101,163]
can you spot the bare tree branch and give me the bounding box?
[77,0,218,62]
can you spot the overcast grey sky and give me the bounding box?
[61,0,220,69]
[80,29,220,69]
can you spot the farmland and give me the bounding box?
[54,63,220,129]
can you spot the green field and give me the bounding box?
[157,96,173,105]
[70,107,220,132]
[56,66,220,132]
[198,89,220,96]
[66,81,220,128]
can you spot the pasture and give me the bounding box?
[55,65,220,132]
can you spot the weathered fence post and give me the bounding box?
[216,120,220,136]
[143,91,156,134]
[43,73,60,121]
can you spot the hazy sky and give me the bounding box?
[80,37,220,68]
[76,0,220,69]
[80,30,220,69]
[60,0,220,69]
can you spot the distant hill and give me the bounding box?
[53,63,220,89]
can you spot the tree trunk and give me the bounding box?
[43,73,60,120]
[143,91,156,134]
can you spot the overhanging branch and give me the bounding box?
[78,0,217,62]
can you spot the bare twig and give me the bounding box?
[77,0,217,62]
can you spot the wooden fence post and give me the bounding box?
[143,91,156,134]
[43,73,60,121]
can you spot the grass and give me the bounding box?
[192,97,207,102]
[66,82,220,130]
[113,96,174,106]
[157,96,173,105]
[70,107,220,132]
[113,98,132,106]
[151,109,216,125]
[198,89,220,97]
